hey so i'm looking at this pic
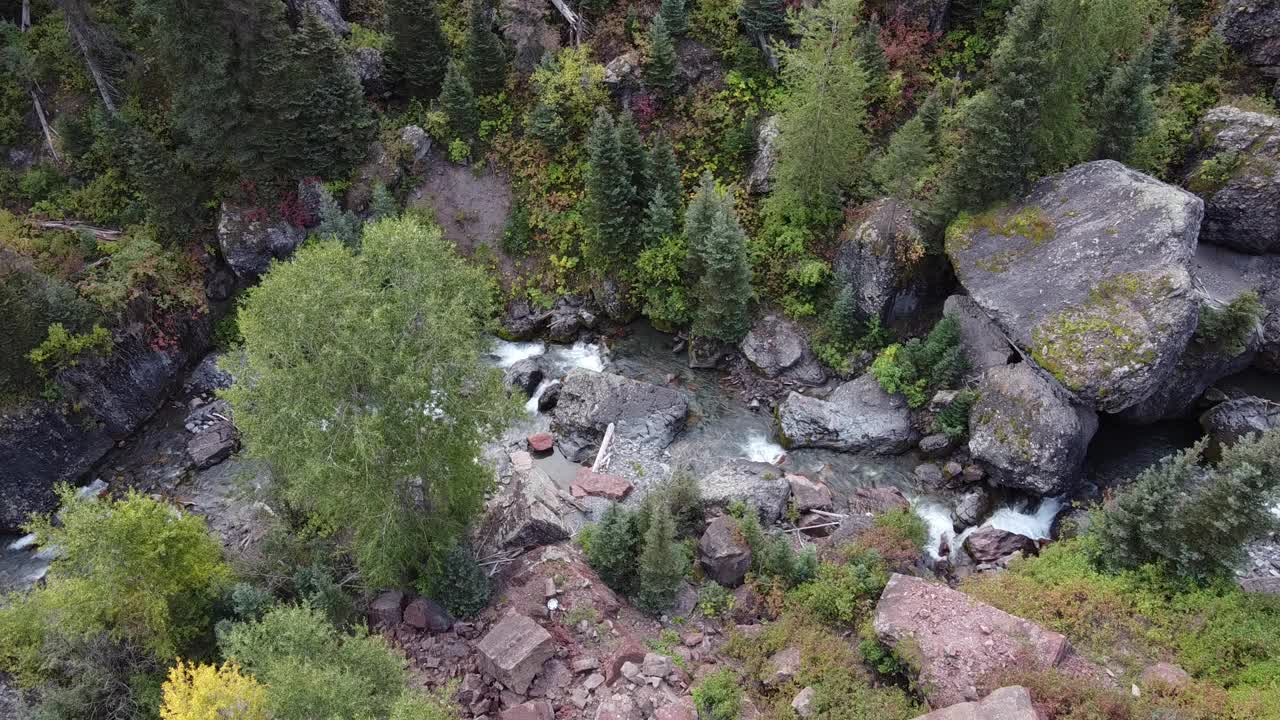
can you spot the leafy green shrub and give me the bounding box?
[0,488,231,684]
[693,668,741,720]
[698,582,735,618]
[735,510,817,588]
[788,550,888,626]
[1187,150,1241,196]
[502,204,533,256]
[418,544,491,618]
[345,22,390,50]
[1094,430,1280,582]
[17,165,67,203]
[932,389,977,439]
[26,323,113,378]
[228,582,275,623]
[870,316,967,407]
[221,605,448,720]
[1196,290,1262,355]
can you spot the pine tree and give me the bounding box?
[584,109,637,270]
[616,111,651,234]
[1094,47,1154,163]
[828,283,861,342]
[644,15,679,99]
[636,504,687,614]
[853,24,887,104]
[466,1,508,96]
[739,0,787,38]
[315,188,363,249]
[871,110,934,199]
[1147,13,1181,86]
[370,183,398,220]
[586,504,641,593]
[683,172,719,281]
[659,0,689,37]
[441,61,480,141]
[648,135,683,214]
[386,0,449,99]
[690,182,753,344]
[642,191,676,247]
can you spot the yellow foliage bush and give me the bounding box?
[161,660,268,720]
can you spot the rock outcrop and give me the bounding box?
[747,115,780,194]
[498,0,561,71]
[476,465,581,554]
[699,461,791,524]
[874,573,1105,708]
[967,364,1098,495]
[908,686,1039,720]
[836,199,943,324]
[551,370,689,463]
[1217,1,1280,89]
[217,202,307,280]
[476,612,555,695]
[740,314,826,385]
[1186,106,1280,255]
[698,515,752,587]
[946,160,1203,413]
[1200,396,1280,449]
[777,374,913,454]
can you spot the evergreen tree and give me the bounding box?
[683,172,719,281]
[649,135,683,214]
[386,0,449,99]
[1147,13,1181,86]
[690,183,753,343]
[466,2,508,96]
[584,109,639,269]
[440,61,480,141]
[1093,46,1154,163]
[586,504,641,593]
[828,283,861,342]
[659,0,689,37]
[315,188,363,249]
[644,15,679,99]
[636,504,687,614]
[642,191,676,247]
[853,24,887,104]
[616,111,651,229]
[739,0,787,38]
[370,183,399,220]
[526,98,568,147]
[871,110,934,200]
[768,0,870,228]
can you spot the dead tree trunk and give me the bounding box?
[22,0,61,164]
[58,0,120,114]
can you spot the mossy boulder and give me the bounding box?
[1186,106,1280,255]
[835,198,948,325]
[946,160,1203,414]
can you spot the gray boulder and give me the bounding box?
[187,422,237,469]
[301,0,349,36]
[1218,0,1280,72]
[217,202,306,280]
[946,160,1203,413]
[699,461,791,524]
[551,370,689,463]
[963,526,1038,564]
[504,358,545,396]
[498,0,560,71]
[1186,106,1280,254]
[698,515,752,587]
[951,488,991,531]
[836,199,941,323]
[476,613,555,695]
[740,314,826,385]
[1200,396,1280,449]
[747,115,780,194]
[943,295,1015,374]
[968,364,1097,495]
[777,374,913,454]
[350,46,386,95]
[476,467,579,554]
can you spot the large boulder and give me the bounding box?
[699,461,791,524]
[551,370,689,463]
[747,115,780,194]
[476,612,555,695]
[968,364,1097,495]
[1185,106,1280,254]
[740,314,826,385]
[698,515,752,587]
[300,0,349,36]
[217,202,306,280]
[1217,0,1280,75]
[946,160,1203,413]
[350,46,387,96]
[836,199,944,324]
[963,526,1038,564]
[874,574,1105,708]
[498,0,561,72]
[943,295,1015,374]
[1200,396,1280,449]
[908,686,1039,720]
[777,374,913,454]
[475,466,580,554]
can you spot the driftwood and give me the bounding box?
[21,0,62,164]
[591,421,615,472]
[34,220,123,240]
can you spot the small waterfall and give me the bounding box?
[741,432,786,464]
[548,341,605,373]
[986,496,1062,540]
[912,500,958,560]
[489,339,547,368]
[525,379,560,414]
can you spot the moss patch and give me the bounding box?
[945,206,1056,273]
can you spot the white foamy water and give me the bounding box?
[985,496,1062,540]
[912,500,958,560]
[525,379,560,414]
[489,339,547,368]
[741,432,786,464]
[7,534,36,551]
[548,341,605,373]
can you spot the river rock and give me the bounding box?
[951,489,990,531]
[528,432,554,452]
[505,358,545,396]
[699,461,792,523]
[787,473,832,512]
[698,515,752,587]
[908,686,1039,720]
[1199,396,1280,449]
[943,295,1015,374]
[963,526,1038,564]
[217,202,306,280]
[918,433,955,458]
[747,115,780,194]
[477,612,555,695]
[946,160,1203,413]
[968,364,1098,495]
[873,573,1105,708]
[185,352,233,396]
[777,374,912,454]
[1186,106,1280,255]
[571,468,633,501]
[835,198,940,323]
[476,466,579,554]
[1217,0,1280,74]
[545,297,598,343]
[740,314,826,385]
[187,421,238,469]
[551,369,689,463]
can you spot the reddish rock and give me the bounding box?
[571,468,633,500]
[655,698,696,720]
[787,473,833,512]
[404,596,453,632]
[476,612,555,695]
[369,590,404,626]
[963,526,1038,564]
[909,686,1039,720]
[1140,662,1191,690]
[874,574,1106,708]
[847,485,910,515]
[605,637,648,685]
[502,700,554,720]
[595,694,642,720]
[528,432,555,453]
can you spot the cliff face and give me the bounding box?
[0,314,212,531]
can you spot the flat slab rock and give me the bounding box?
[476,612,555,695]
[571,468,633,500]
[874,574,1106,708]
[909,686,1039,720]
